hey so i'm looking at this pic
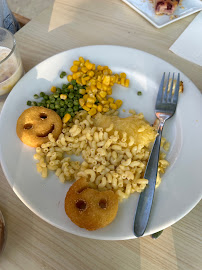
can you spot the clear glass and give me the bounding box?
[0,27,24,96]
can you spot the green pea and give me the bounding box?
[50,97,55,103]
[38,103,43,106]
[64,105,67,110]
[60,71,67,78]
[79,105,82,110]
[34,94,39,99]
[40,92,45,97]
[71,80,76,85]
[60,108,65,113]
[64,88,69,94]
[60,101,65,107]
[59,112,64,118]
[137,91,142,96]
[67,107,73,113]
[73,100,79,106]
[44,95,49,100]
[56,88,61,94]
[56,109,60,115]
[67,101,73,107]
[57,97,61,101]
[55,104,60,109]
[46,100,51,104]
[70,89,74,93]
[55,100,60,105]
[54,93,59,98]
[70,112,75,118]
[73,105,79,112]
[62,84,67,89]
[27,101,32,106]
[46,104,50,108]
[50,104,55,110]
[64,99,69,105]
[69,93,74,99]
[31,101,38,106]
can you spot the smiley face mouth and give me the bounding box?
[37,124,55,137]
[23,123,55,137]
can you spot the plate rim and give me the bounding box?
[0,45,202,240]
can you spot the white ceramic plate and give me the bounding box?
[122,0,202,28]
[0,46,202,240]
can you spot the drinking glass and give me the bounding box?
[0,27,24,96]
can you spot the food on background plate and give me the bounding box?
[65,177,119,230]
[16,107,62,147]
[154,0,181,15]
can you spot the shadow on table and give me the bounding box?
[171,202,202,270]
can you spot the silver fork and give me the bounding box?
[134,72,180,237]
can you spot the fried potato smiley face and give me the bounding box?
[16,106,62,147]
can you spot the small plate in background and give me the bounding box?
[122,0,202,28]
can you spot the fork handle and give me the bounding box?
[134,120,164,237]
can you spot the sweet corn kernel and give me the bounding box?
[79,98,85,107]
[97,65,104,71]
[102,85,108,91]
[88,107,97,116]
[68,85,73,89]
[81,77,86,85]
[73,60,80,66]
[86,102,93,108]
[70,65,78,73]
[83,94,88,101]
[120,73,126,78]
[110,103,117,110]
[67,75,72,82]
[76,78,82,85]
[91,85,97,92]
[85,61,93,70]
[96,94,102,102]
[97,82,102,89]
[103,69,109,75]
[97,104,103,112]
[121,78,125,86]
[103,107,109,112]
[115,99,123,108]
[87,97,96,103]
[108,69,112,75]
[90,79,96,86]
[81,67,88,73]
[83,105,90,111]
[125,79,130,87]
[92,104,97,108]
[79,89,86,95]
[108,97,114,103]
[79,56,85,63]
[51,86,56,93]
[60,94,67,100]
[88,71,94,77]
[84,76,90,81]
[92,64,96,70]
[107,88,112,95]
[101,100,108,105]
[63,113,71,123]
[72,73,77,80]
[103,75,111,86]
[100,91,107,98]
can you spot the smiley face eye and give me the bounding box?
[99,199,107,209]
[40,113,47,119]
[76,200,87,211]
[24,123,33,130]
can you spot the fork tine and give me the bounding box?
[156,72,165,104]
[172,73,180,104]
[168,73,174,102]
[163,72,170,102]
